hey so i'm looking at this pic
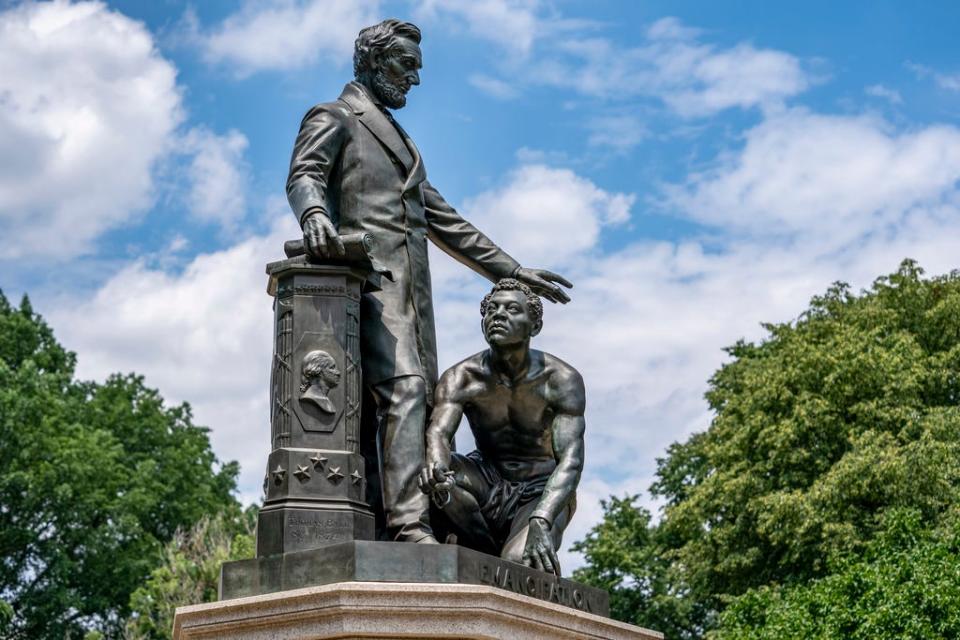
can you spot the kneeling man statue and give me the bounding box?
[420,279,585,576]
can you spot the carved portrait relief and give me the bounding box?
[299,350,341,414]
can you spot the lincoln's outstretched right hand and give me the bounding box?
[303,211,345,258]
[514,267,573,304]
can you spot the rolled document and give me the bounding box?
[283,233,391,280]
[284,232,374,261]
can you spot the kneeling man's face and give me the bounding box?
[483,289,538,346]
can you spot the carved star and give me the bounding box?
[350,470,363,485]
[326,466,344,483]
[293,464,311,482]
[271,464,286,485]
[309,452,328,469]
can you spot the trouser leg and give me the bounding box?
[360,385,386,540]
[370,375,434,542]
[434,453,498,553]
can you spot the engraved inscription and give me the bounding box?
[286,515,351,543]
[477,559,600,613]
[277,283,360,301]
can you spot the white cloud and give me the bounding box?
[534,18,811,116]
[908,62,960,92]
[415,0,543,57]
[0,0,182,260]
[468,73,520,99]
[200,0,380,75]
[670,109,960,245]
[865,83,903,104]
[417,9,811,118]
[180,127,249,229]
[454,164,633,268]
[587,114,648,151]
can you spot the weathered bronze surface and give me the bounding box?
[257,257,374,556]
[220,19,610,618]
[285,19,573,543]
[220,542,609,617]
[420,279,585,576]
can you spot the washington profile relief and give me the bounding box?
[299,349,341,414]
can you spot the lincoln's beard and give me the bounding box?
[372,69,407,109]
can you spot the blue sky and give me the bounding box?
[2,0,960,569]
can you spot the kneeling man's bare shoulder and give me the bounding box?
[435,352,488,404]
[541,352,585,415]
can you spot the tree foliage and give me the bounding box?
[575,261,960,638]
[714,507,960,639]
[572,496,712,639]
[0,292,240,639]
[125,508,256,640]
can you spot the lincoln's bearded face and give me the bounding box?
[368,36,421,110]
[353,20,422,111]
[372,66,409,109]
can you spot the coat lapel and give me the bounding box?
[393,120,427,193]
[339,83,415,175]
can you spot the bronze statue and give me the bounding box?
[419,279,585,575]
[286,19,573,543]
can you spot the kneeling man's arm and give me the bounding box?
[421,369,468,501]
[532,370,586,526]
[523,369,585,575]
[425,368,467,470]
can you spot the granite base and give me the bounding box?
[175,581,662,640]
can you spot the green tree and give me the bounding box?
[0,292,241,639]
[573,496,712,639]
[575,261,960,637]
[125,508,256,640]
[714,508,960,639]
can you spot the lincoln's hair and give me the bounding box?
[480,278,543,325]
[353,19,422,79]
[301,350,338,392]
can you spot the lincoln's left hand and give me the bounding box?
[522,517,561,575]
[514,267,573,304]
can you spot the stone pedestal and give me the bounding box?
[259,258,375,556]
[173,582,662,640]
[220,541,609,618]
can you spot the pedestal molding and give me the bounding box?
[175,581,662,640]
